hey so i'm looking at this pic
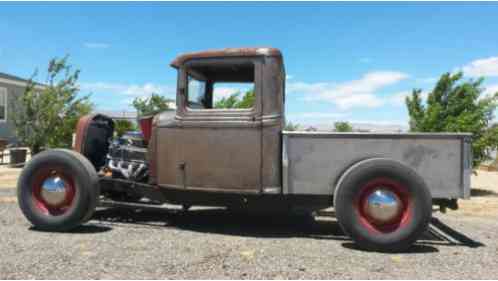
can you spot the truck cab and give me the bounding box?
[150,48,285,195]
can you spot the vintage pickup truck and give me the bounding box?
[17,47,472,252]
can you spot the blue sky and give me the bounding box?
[1,2,498,128]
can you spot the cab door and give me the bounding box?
[161,57,263,193]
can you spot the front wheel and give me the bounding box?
[334,159,432,252]
[17,149,99,231]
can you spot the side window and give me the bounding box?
[185,60,256,110]
[187,75,207,109]
[0,87,6,121]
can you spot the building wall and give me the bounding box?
[0,81,27,143]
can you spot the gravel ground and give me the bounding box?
[0,200,496,279]
[1,167,498,279]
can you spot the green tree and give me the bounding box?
[406,72,498,168]
[132,93,173,116]
[10,56,93,154]
[214,89,255,109]
[334,121,353,132]
[114,119,137,137]
[284,121,300,131]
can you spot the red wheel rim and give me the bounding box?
[31,167,76,216]
[354,177,412,234]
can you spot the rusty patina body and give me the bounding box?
[150,48,284,196]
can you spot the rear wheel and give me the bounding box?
[17,149,99,231]
[334,159,432,252]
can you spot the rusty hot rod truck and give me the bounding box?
[17,48,472,252]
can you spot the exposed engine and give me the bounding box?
[74,114,153,185]
[105,131,149,183]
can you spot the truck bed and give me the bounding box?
[282,132,472,199]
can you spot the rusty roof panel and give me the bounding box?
[170,47,282,68]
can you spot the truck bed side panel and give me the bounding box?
[283,132,472,199]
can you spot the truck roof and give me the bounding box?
[170,47,282,68]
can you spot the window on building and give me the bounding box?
[0,87,7,121]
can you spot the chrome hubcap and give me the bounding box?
[40,176,68,206]
[364,188,402,224]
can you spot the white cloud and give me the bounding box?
[484,84,498,98]
[288,112,350,120]
[389,91,411,106]
[79,82,175,98]
[416,77,438,84]
[388,90,429,106]
[287,81,330,94]
[287,71,409,110]
[212,86,252,102]
[347,120,409,131]
[286,112,352,127]
[335,94,383,109]
[84,42,110,49]
[213,87,240,99]
[461,56,498,77]
[285,112,408,131]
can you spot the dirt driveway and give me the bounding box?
[455,170,498,218]
[0,167,19,203]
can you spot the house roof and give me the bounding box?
[0,72,32,83]
[0,72,45,88]
[170,47,282,68]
